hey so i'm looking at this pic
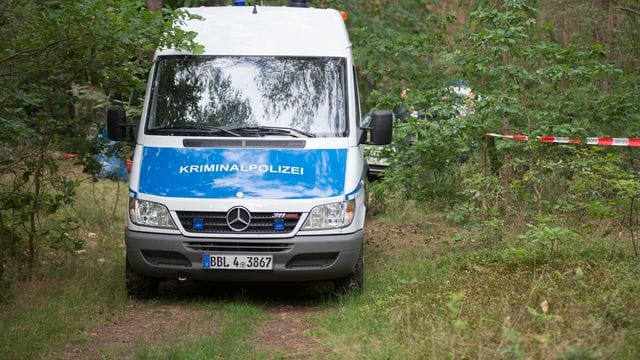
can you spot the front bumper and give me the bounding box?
[125,229,363,282]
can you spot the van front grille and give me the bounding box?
[177,211,301,234]
[185,241,293,253]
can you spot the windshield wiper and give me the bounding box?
[147,125,240,137]
[229,126,316,138]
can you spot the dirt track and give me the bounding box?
[61,283,330,359]
[61,219,424,359]
[63,304,220,360]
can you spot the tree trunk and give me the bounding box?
[145,0,163,60]
[486,135,501,176]
[27,151,44,281]
[146,0,162,11]
[501,117,511,216]
[0,214,5,284]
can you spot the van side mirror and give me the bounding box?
[361,110,393,145]
[107,106,135,142]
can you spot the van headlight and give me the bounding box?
[302,199,355,230]
[129,197,176,229]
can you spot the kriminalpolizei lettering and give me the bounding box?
[178,163,305,175]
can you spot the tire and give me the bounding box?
[334,248,364,295]
[125,256,159,299]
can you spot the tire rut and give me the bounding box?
[253,303,326,359]
[62,303,219,359]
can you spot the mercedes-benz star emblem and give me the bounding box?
[226,206,251,232]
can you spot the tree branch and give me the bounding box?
[618,6,640,17]
[0,39,65,66]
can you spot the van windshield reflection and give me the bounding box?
[146,56,347,138]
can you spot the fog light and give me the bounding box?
[193,218,204,231]
[274,218,285,231]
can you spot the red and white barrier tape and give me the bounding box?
[487,133,640,147]
[586,137,640,147]
[486,133,528,141]
[539,136,581,144]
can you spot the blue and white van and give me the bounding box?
[107,2,392,297]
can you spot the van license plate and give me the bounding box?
[203,254,273,270]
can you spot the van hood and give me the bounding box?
[138,147,347,200]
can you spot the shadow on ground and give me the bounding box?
[157,278,337,304]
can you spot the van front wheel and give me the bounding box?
[125,257,159,299]
[334,249,363,295]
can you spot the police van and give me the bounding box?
[107,1,392,297]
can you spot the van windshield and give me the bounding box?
[146,56,347,137]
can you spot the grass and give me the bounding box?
[2,178,640,359]
[0,179,129,359]
[0,258,127,358]
[314,207,640,359]
[0,179,270,359]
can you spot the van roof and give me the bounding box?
[157,6,351,58]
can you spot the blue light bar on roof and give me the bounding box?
[233,0,246,6]
[290,0,307,7]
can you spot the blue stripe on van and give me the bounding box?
[138,147,347,199]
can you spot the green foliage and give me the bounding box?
[499,325,525,360]
[453,0,635,137]
[521,219,579,253]
[379,115,476,200]
[369,1,640,256]
[300,0,452,111]
[558,346,600,360]
[0,0,201,280]
[446,292,468,331]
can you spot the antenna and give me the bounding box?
[253,4,257,14]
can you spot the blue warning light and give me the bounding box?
[193,218,204,231]
[273,218,285,231]
[233,0,246,5]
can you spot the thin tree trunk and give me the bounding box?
[480,139,487,178]
[0,214,5,284]
[629,196,639,258]
[486,135,501,176]
[27,151,44,280]
[111,180,120,225]
[562,15,570,47]
[146,0,162,11]
[146,0,163,60]
[501,117,511,215]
